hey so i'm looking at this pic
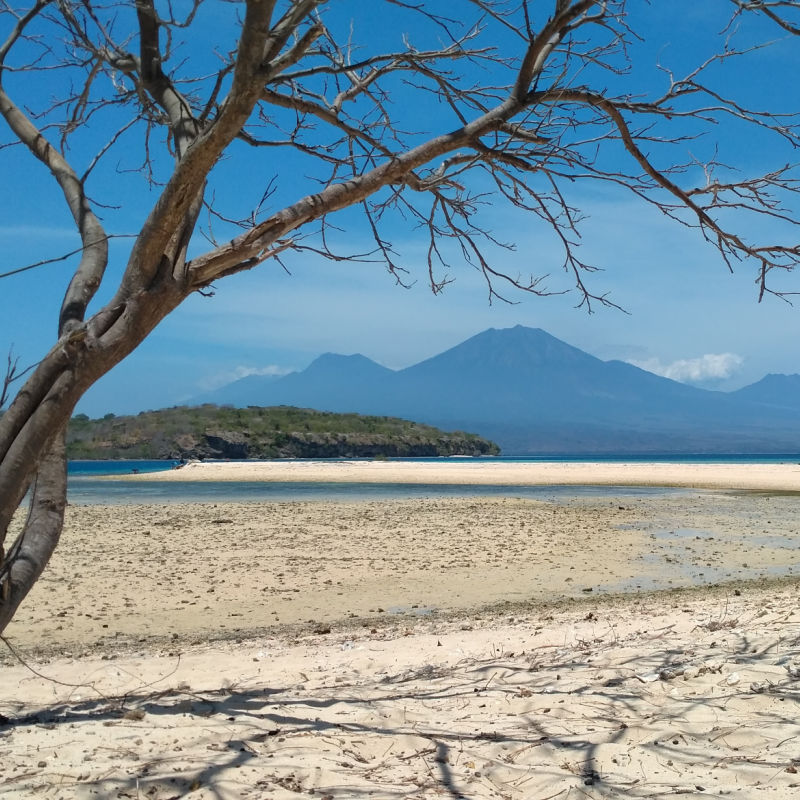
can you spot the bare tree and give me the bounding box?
[0,0,799,634]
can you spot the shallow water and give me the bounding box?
[67,478,694,505]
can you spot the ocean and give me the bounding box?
[65,455,799,504]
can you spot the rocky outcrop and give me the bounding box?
[202,431,250,459]
[67,405,501,460]
[257,432,495,459]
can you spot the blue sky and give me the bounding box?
[1,1,799,417]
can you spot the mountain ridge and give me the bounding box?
[190,326,800,454]
[729,373,800,410]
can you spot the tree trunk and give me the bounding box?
[0,434,67,633]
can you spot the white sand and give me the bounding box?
[4,463,800,797]
[3,585,800,799]
[124,458,800,491]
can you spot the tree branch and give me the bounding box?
[0,0,108,335]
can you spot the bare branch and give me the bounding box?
[1,0,800,636]
[0,349,36,410]
[0,0,107,334]
[730,0,800,34]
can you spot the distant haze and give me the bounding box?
[191,326,800,454]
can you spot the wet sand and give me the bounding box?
[5,491,799,654]
[3,469,800,798]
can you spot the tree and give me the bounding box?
[0,0,799,634]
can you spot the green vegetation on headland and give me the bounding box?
[67,405,501,460]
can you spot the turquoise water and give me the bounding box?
[69,459,179,476]
[66,455,799,505]
[67,478,692,505]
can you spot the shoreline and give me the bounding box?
[5,483,800,797]
[114,458,800,491]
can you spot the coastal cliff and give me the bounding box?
[67,405,500,460]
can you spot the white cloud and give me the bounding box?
[627,353,744,384]
[197,364,294,391]
[231,365,293,380]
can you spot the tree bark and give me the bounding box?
[0,434,67,634]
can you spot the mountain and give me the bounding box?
[392,326,719,423]
[191,326,800,454]
[193,354,393,409]
[730,374,800,411]
[192,372,282,407]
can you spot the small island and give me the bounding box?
[67,405,500,460]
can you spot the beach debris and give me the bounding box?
[785,661,800,679]
[382,663,444,683]
[682,666,700,680]
[275,773,304,793]
[703,618,739,632]
[659,666,685,681]
[725,672,741,686]
[652,660,728,683]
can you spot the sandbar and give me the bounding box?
[120,458,800,491]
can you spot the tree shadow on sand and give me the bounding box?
[3,621,800,800]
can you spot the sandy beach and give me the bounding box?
[4,585,800,799]
[3,462,800,797]
[124,458,800,491]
